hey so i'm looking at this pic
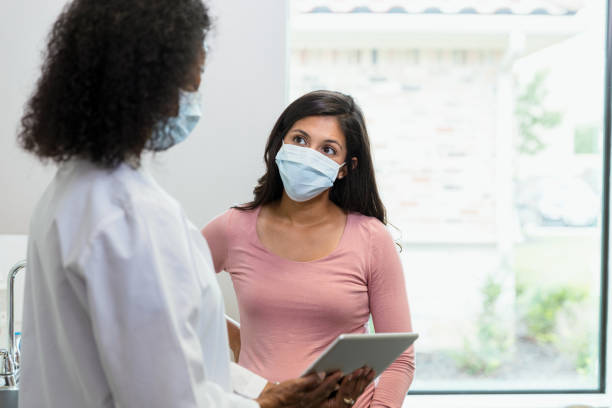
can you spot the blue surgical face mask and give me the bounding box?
[275,143,345,202]
[148,90,202,151]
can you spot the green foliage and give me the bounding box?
[515,282,527,298]
[454,276,510,375]
[515,71,563,155]
[571,331,595,375]
[455,340,502,376]
[524,286,587,344]
[574,124,600,154]
[517,281,594,376]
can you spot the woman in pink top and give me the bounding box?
[203,90,415,408]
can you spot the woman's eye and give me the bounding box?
[323,146,337,155]
[293,136,307,145]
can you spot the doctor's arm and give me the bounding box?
[78,209,258,408]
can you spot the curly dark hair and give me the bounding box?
[18,0,211,168]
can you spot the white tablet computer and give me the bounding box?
[301,332,418,377]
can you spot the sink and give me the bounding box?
[0,261,25,408]
[0,388,18,408]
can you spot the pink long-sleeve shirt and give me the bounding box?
[202,207,415,408]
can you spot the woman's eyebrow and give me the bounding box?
[291,129,310,138]
[324,139,343,151]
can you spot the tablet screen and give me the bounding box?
[302,332,418,377]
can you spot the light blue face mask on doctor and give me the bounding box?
[148,90,202,150]
[275,143,345,202]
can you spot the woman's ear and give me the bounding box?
[338,157,358,179]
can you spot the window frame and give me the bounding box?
[411,0,612,397]
[410,0,612,396]
[285,0,612,400]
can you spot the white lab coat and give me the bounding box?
[19,160,265,408]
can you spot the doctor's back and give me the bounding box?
[20,160,235,407]
[13,0,259,406]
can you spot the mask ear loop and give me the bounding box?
[200,37,210,75]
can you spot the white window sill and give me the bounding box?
[403,393,610,408]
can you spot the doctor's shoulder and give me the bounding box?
[35,164,166,268]
[72,163,184,235]
[97,165,177,215]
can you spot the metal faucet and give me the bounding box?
[0,260,26,388]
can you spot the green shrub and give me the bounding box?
[454,276,511,375]
[524,286,587,344]
[572,331,595,375]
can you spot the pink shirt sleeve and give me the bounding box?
[366,221,415,408]
[201,210,233,273]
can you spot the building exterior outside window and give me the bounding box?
[289,0,607,392]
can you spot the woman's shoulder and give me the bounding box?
[202,205,258,236]
[348,212,390,239]
[346,213,398,274]
[226,205,259,224]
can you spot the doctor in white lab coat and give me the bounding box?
[15,0,353,407]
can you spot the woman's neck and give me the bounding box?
[275,191,340,227]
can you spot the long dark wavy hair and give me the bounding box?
[239,90,387,224]
[18,0,211,168]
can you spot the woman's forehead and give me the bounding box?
[288,116,345,143]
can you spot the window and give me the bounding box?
[288,0,608,393]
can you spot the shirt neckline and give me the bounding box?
[251,205,353,265]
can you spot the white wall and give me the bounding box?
[0,0,66,234]
[145,0,288,229]
[0,0,288,320]
[0,0,287,232]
